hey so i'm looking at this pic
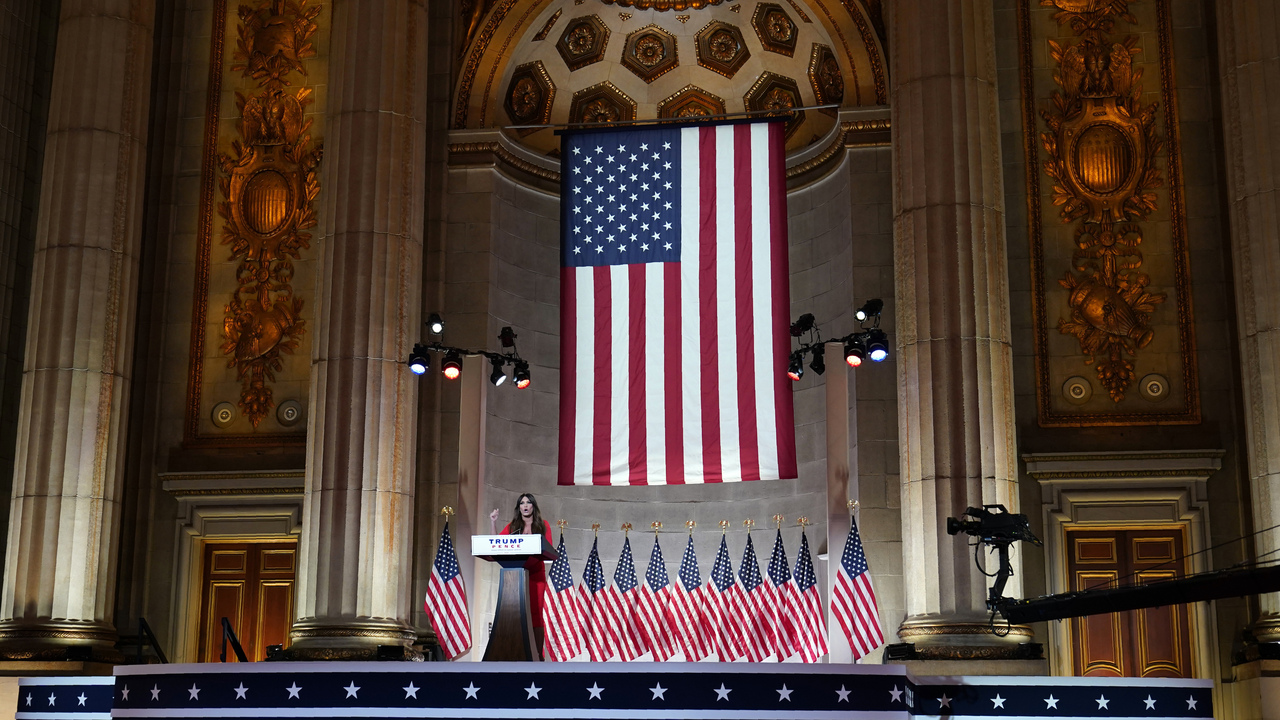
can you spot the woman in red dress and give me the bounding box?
[489,493,554,652]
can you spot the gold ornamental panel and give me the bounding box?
[186,0,327,444]
[1019,0,1198,426]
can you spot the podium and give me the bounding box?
[472,534,558,661]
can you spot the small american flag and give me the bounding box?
[635,536,679,661]
[765,529,800,662]
[736,533,771,662]
[705,536,750,661]
[423,521,470,660]
[542,533,584,662]
[832,516,885,660]
[557,121,797,486]
[793,530,830,662]
[604,537,647,660]
[579,537,618,662]
[669,535,712,660]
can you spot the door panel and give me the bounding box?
[1066,527,1193,678]
[197,541,297,662]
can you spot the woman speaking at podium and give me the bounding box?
[489,493,554,648]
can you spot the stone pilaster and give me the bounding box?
[289,0,429,658]
[888,0,1027,655]
[1217,1,1280,644]
[0,0,153,660]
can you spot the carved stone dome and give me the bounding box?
[454,0,886,156]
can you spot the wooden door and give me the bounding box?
[197,541,297,662]
[1066,527,1193,677]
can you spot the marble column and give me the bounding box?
[1217,1,1280,643]
[289,0,429,658]
[0,0,153,660]
[888,0,1025,654]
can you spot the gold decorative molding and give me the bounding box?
[596,0,725,9]
[1019,0,1198,426]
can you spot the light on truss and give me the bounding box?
[514,360,531,389]
[867,328,889,362]
[442,350,463,380]
[489,356,508,386]
[787,353,804,381]
[408,344,430,375]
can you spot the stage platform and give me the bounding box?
[14,661,1213,719]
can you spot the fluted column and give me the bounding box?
[1218,2,1280,643]
[0,0,153,660]
[889,0,1025,653]
[290,0,429,657]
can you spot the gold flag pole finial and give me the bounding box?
[744,519,756,533]
[798,516,810,529]
[591,522,601,537]
[557,519,568,531]
[847,499,859,514]
[772,514,784,530]
[621,522,632,537]
[718,520,729,534]
[651,521,663,536]
[440,506,455,517]
[686,520,696,535]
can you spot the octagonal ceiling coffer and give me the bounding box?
[695,20,750,78]
[557,15,610,71]
[622,24,680,84]
[752,3,797,57]
[744,71,806,139]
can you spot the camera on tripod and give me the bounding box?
[946,504,1042,546]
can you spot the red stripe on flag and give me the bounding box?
[628,264,648,485]
[734,123,761,482]
[558,266,578,486]
[592,266,612,485]
[663,262,684,484]
[768,122,797,478]
[698,126,723,483]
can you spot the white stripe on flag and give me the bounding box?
[751,122,780,479]
[644,263,666,482]
[679,126,703,483]
[715,125,741,483]
[573,269,594,483]
[610,264,629,485]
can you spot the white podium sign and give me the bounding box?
[471,534,542,557]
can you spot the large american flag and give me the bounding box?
[792,530,830,662]
[557,121,797,486]
[423,521,470,660]
[705,536,750,661]
[669,535,712,660]
[542,533,584,662]
[832,515,885,660]
[580,537,619,662]
[736,533,771,662]
[765,529,800,662]
[604,536,647,660]
[635,536,679,661]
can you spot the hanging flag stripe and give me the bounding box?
[558,122,796,486]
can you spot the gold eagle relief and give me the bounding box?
[218,0,323,428]
[1041,0,1165,402]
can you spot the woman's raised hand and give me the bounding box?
[489,508,500,522]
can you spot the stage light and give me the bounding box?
[442,350,462,379]
[855,299,884,323]
[489,356,507,386]
[498,326,517,348]
[867,328,889,362]
[514,360,531,389]
[789,313,815,337]
[809,344,826,375]
[787,353,804,381]
[427,313,444,335]
[408,343,430,375]
[844,338,865,367]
